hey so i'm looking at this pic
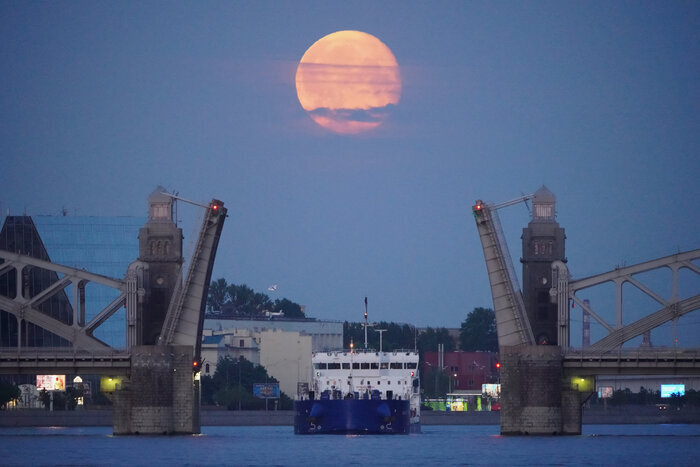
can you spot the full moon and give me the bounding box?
[295,30,401,134]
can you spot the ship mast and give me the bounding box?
[363,297,368,350]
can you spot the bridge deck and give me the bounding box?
[0,348,130,375]
[564,349,700,376]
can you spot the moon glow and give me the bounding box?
[295,30,401,134]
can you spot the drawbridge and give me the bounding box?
[472,191,700,435]
[0,196,227,375]
[472,195,700,360]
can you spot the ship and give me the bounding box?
[294,299,421,434]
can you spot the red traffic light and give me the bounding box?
[495,362,501,369]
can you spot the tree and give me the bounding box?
[208,277,229,312]
[417,327,456,356]
[272,298,304,319]
[228,284,256,316]
[65,386,84,410]
[459,307,498,351]
[201,356,293,410]
[0,380,20,409]
[206,279,305,320]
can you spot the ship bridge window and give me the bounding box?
[370,363,379,370]
[405,362,417,369]
[352,363,360,370]
[380,362,389,369]
[328,363,341,370]
[314,363,327,370]
[360,363,370,370]
[342,363,350,369]
[390,362,402,369]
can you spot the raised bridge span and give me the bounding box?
[472,190,700,434]
[0,191,226,434]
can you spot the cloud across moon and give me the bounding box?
[295,30,401,134]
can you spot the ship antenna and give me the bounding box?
[363,297,368,350]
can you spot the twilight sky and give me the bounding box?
[1,1,698,346]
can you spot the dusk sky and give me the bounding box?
[2,2,698,346]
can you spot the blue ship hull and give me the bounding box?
[294,399,419,434]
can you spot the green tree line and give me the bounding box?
[207,278,304,319]
[591,387,700,408]
[342,307,498,354]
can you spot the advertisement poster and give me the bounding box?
[253,383,280,399]
[661,384,685,398]
[482,383,501,397]
[36,375,65,391]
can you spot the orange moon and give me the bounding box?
[295,30,401,134]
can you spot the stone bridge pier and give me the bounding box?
[500,345,582,435]
[113,345,200,435]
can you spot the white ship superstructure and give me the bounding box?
[312,349,419,402]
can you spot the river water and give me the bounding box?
[1,424,698,466]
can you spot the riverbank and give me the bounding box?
[2,406,699,427]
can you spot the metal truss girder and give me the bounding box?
[624,275,668,307]
[0,249,127,352]
[570,294,615,333]
[588,295,700,353]
[569,249,700,291]
[85,293,127,334]
[0,249,125,291]
[0,295,109,351]
[562,248,700,350]
[0,259,15,277]
[26,275,72,308]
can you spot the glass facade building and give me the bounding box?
[0,214,145,349]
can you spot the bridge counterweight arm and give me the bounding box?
[159,199,227,361]
[472,198,535,347]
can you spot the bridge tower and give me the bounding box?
[137,187,183,345]
[113,189,226,435]
[521,186,566,346]
[473,191,581,435]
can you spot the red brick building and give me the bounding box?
[422,351,499,392]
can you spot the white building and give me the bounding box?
[201,318,339,397]
[205,318,342,352]
[258,329,312,398]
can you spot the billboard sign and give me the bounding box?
[597,386,613,399]
[297,382,309,397]
[482,383,501,397]
[253,383,280,399]
[660,384,685,398]
[36,375,65,391]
